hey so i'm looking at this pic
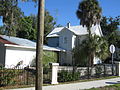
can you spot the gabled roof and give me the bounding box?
[47,27,64,37]
[47,24,103,37]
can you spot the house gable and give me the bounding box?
[59,28,74,50]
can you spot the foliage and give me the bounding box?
[0,67,22,86]
[76,0,102,67]
[30,51,58,68]
[101,16,120,36]
[95,65,103,77]
[73,35,109,66]
[72,44,88,67]
[44,11,56,44]
[76,0,102,28]
[58,70,80,82]
[16,11,56,42]
[100,16,120,47]
[0,0,24,36]
[0,26,4,35]
[16,16,37,40]
[0,0,56,44]
[16,10,56,43]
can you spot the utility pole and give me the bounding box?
[36,0,44,90]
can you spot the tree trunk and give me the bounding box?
[87,26,92,79]
[35,0,45,90]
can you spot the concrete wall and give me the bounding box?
[0,43,5,66]
[47,37,59,47]
[5,46,36,68]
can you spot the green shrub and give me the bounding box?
[95,65,103,77]
[0,67,23,86]
[58,70,80,82]
[30,51,58,69]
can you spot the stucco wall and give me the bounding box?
[0,43,5,65]
[5,47,36,68]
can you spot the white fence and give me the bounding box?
[50,62,120,84]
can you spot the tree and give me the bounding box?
[76,0,102,78]
[21,0,44,90]
[73,35,109,67]
[76,0,102,66]
[1,0,44,90]
[0,0,24,36]
[16,11,56,43]
[0,0,55,43]
[44,11,56,44]
[35,0,44,90]
[16,16,37,40]
[100,16,120,46]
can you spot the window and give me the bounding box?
[63,37,67,44]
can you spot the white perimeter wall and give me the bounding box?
[5,47,36,68]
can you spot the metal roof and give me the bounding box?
[43,45,65,52]
[0,35,36,47]
[0,35,65,52]
[47,25,102,37]
[0,36,17,45]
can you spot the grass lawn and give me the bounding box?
[86,83,120,90]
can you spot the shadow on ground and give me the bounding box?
[105,81,120,84]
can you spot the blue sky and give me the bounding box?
[0,0,120,26]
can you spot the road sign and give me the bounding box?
[109,44,115,54]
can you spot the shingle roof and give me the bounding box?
[47,25,102,37]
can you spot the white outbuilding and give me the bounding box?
[0,35,65,68]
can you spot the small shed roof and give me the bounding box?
[0,36,17,45]
[0,35,65,52]
[0,35,36,47]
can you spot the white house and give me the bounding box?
[47,23,103,65]
[0,35,65,68]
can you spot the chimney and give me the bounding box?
[67,22,70,28]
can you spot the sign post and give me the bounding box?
[109,44,115,75]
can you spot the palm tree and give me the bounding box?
[76,0,102,66]
[22,0,44,89]
[35,0,44,90]
[76,0,102,78]
[73,35,109,66]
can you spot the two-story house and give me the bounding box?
[47,23,103,65]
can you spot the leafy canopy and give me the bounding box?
[76,0,102,28]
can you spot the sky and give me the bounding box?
[0,0,120,26]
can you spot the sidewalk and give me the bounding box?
[7,77,120,90]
